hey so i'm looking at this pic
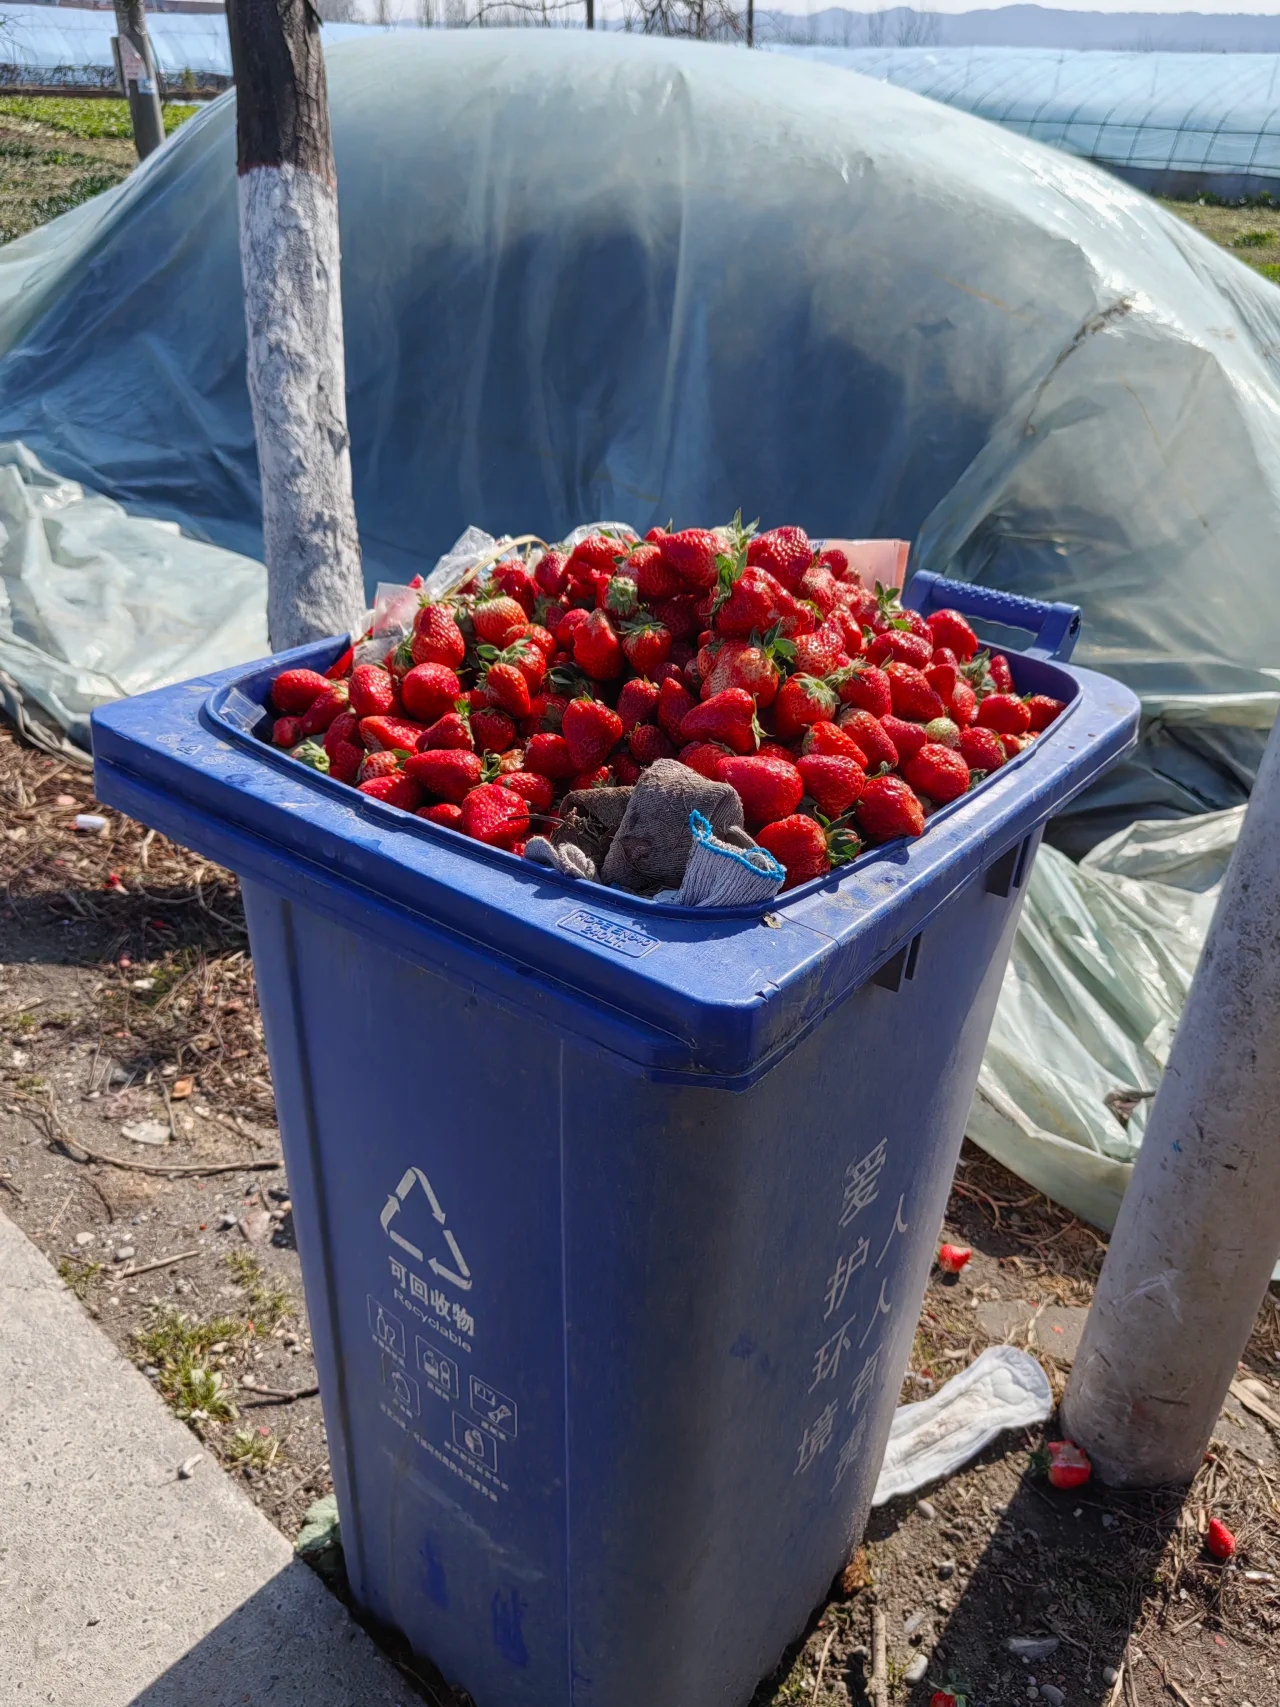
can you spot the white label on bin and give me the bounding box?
[557,909,658,959]
[380,1166,471,1290]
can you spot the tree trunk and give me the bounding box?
[113,0,166,160]
[225,0,366,654]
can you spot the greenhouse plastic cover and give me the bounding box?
[779,47,1280,193]
[2,30,1280,822]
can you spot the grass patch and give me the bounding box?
[224,1251,293,1331]
[0,95,199,140]
[1232,228,1276,249]
[57,1254,104,1299]
[133,1305,243,1422]
[225,1425,284,1471]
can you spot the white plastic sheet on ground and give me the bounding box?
[969,807,1243,1233]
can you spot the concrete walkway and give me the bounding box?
[0,1209,419,1707]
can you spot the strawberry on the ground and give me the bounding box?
[657,677,696,742]
[401,662,463,723]
[923,716,960,749]
[792,622,847,678]
[618,676,660,732]
[411,602,467,668]
[904,743,970,804]
[491,561,536,613]
[499,770,554,813]
[678,741,732,779]
[563,696,624,771]
[926,607,979,661]
[631,544,684,601]
[621,618,671,676]
[837,709,898,771]
[347,665,397,718]
[612,751,643,785]
[717,755,805,827]
[958,726,1005,773]
[524,732,577,780]
[1041,1440,1091,1490]
[976,693,1032,735]
[471,707,517,754]
[298,682,350,736]
[855,775,926,841]
[833,661,892,719]
[569,766,612,791]
[885,661,946,722]
[630,724,675,766]
[533,550,567,597]
[747,526,813,591]
[803,721,868,766]
[1206,1518,1236,1560]
[988,652,1015,693]
[358,772,423,811]
[797,754,866,819]
[461,782,529,848]
[418,709,473,751]
[679,688,760,754]
[774,674,837,741]
[936,1244,971,1274]
[327,741,362,784]
[271,668,332,714]
[756,813,861,889]
[481,657,533,721]
[405,748,484,802]
[360,714,426,753]
[272,716,302,747]
[1026,694,1066,731]
[868,628,933,670]
[661,527,724,590]
[574,609,625,680]
[472,594,529,648]
[882,715,928,764]
[702,636,786,708]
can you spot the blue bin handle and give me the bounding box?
[904,570,1082,663]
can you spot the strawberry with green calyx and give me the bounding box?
[349,664,397,718]
[1026,694,1066,731]
[521,623,557,661]
[472,593,529,648]
[678,741,733,780]
[774,674,837,741]
[882,715,928,764]
[717,755,805,827]
[803,721,869,766]
[958,726,1005,773]
[358,771,423,811]
[272,667,334,714]
[272,716,302,748]
[358,749,405,782]
[885,661,946,723]
[461,781,529,848]
[563,695,624,772]
[630,724,675,766]
[660,527,726,592]
[746,525,813,592]
[471,707,517,754]
[289,738,331,772]
[573,609,625,681]
[477,652,533,721]
[411,601,467,669]
[603,575,641,619]
[976,693,1032,736]
[297,681,350,736]
[1033,1439,1091,1490]
[958,648,996,698]
[838,709,898,771]
[701,629,792,708]
[679,688,762,755]
[418,707,474,752]
[524,732,577,780]
[756,812,862,890]
[418,801,465,829]
[855,775,926,842]
[529,690,568,732]
[401,662,463,724]
[570,765,613,791]
[832,660,892,719]
[923,716,961,750]
[868,628,933,670]
[620,618,672,677]
[360,714,428,753]
[405,748,485,803]
[617,677,660,732]
[797,754,866,819]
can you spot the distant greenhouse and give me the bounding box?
[777,47,1280,200]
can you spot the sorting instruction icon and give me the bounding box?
[368,1295,405,1363]
[417,1338,459,1401]
[382,1353,420,1417]
[453,1411,499,1472]
[469,1376,518,1440]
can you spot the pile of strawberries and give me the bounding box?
[263,521,1065,892]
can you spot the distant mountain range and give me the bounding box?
[757,6,1280,51]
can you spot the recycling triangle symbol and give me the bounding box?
[380,1167,472,1291]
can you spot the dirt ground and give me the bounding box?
[3,716,1279,1707]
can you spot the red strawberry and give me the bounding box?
[922,716,961,749]
[757,813,861,890]
[492,561,536,614]
[570,766,612,791]
[838,709,898,771]
[868,628,933,670]
[602,574,640,618]
[563,696,624,771]
[855,775,926,841]
[621,619,672,676]
[774,675,837,741]
[411,602,467,668]
[797,754,866,818]
[323,710,361,752]
[483,659,533,721]
[718,755,805,827]
[348,664,397,718]
[324,645,354,680]
[472,595,529,648]
[631,543,684,601]
[802,721,868,766]
[702,637,784,708]
[554,605,591,650]
[661,527,723,591]
[418,710,473,752]
[271,668,332,714]
[976,693,1032,735]
[926,608,978,661]
[679,688,760,755]
[617,677,660,731]
[936,1243,971,1274]
[657,677,696,742]
[358,749,402,781]
[524,732,576,780]
[358,772,423,811]
[533,549,568,597]
[520,623,557,660]
[792,623,848,678]
[401,662,463,724]
[532,691,568,732]
[272,716,302,747]
[829,607,865,659]
[471,707,516,754]
[885,662,945,722]
[418,801,464,829]
[683,657,703,696]
[713,564,787,639]
[925,660,958,699]
[1206,1518,1236,1560]
[1026,694,1066,731]
[405,748,484,802]
[610,751,641,785]
[958,726,1005,773]
[816,545,849,577]
[833,662,892,719]
[905,743,970,804]
[461,782,529,848]
[949,679,978,727]
[882,715,928,764]
[500,770,554,813]
[1002,732,1031,758]
[1044,1440,1091,1490]
[630,724,675,766]
[298,682,350,736]
[328,741,362,784]
[747,526,813,592]
[359,714,424,753]
[989,652,1015,693]
[678,741,732,780]
[566,533,626,576]
[797,565,840,616]
[574,610,625,680]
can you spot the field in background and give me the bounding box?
[1160,198,1280,284]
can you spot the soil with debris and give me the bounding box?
[3,715,1279,1707]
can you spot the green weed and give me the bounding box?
[57,1255,104,1299]
[0,95,198,140]
[224,1251,293,1331]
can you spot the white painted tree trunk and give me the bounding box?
[1061,713,1280,1486]
[238,163,366,653]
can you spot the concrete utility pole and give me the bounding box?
[225,0,366,653]
[112,0,166,161]
[1062,714,1280,1486]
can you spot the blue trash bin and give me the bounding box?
[92,574,1138,1707]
